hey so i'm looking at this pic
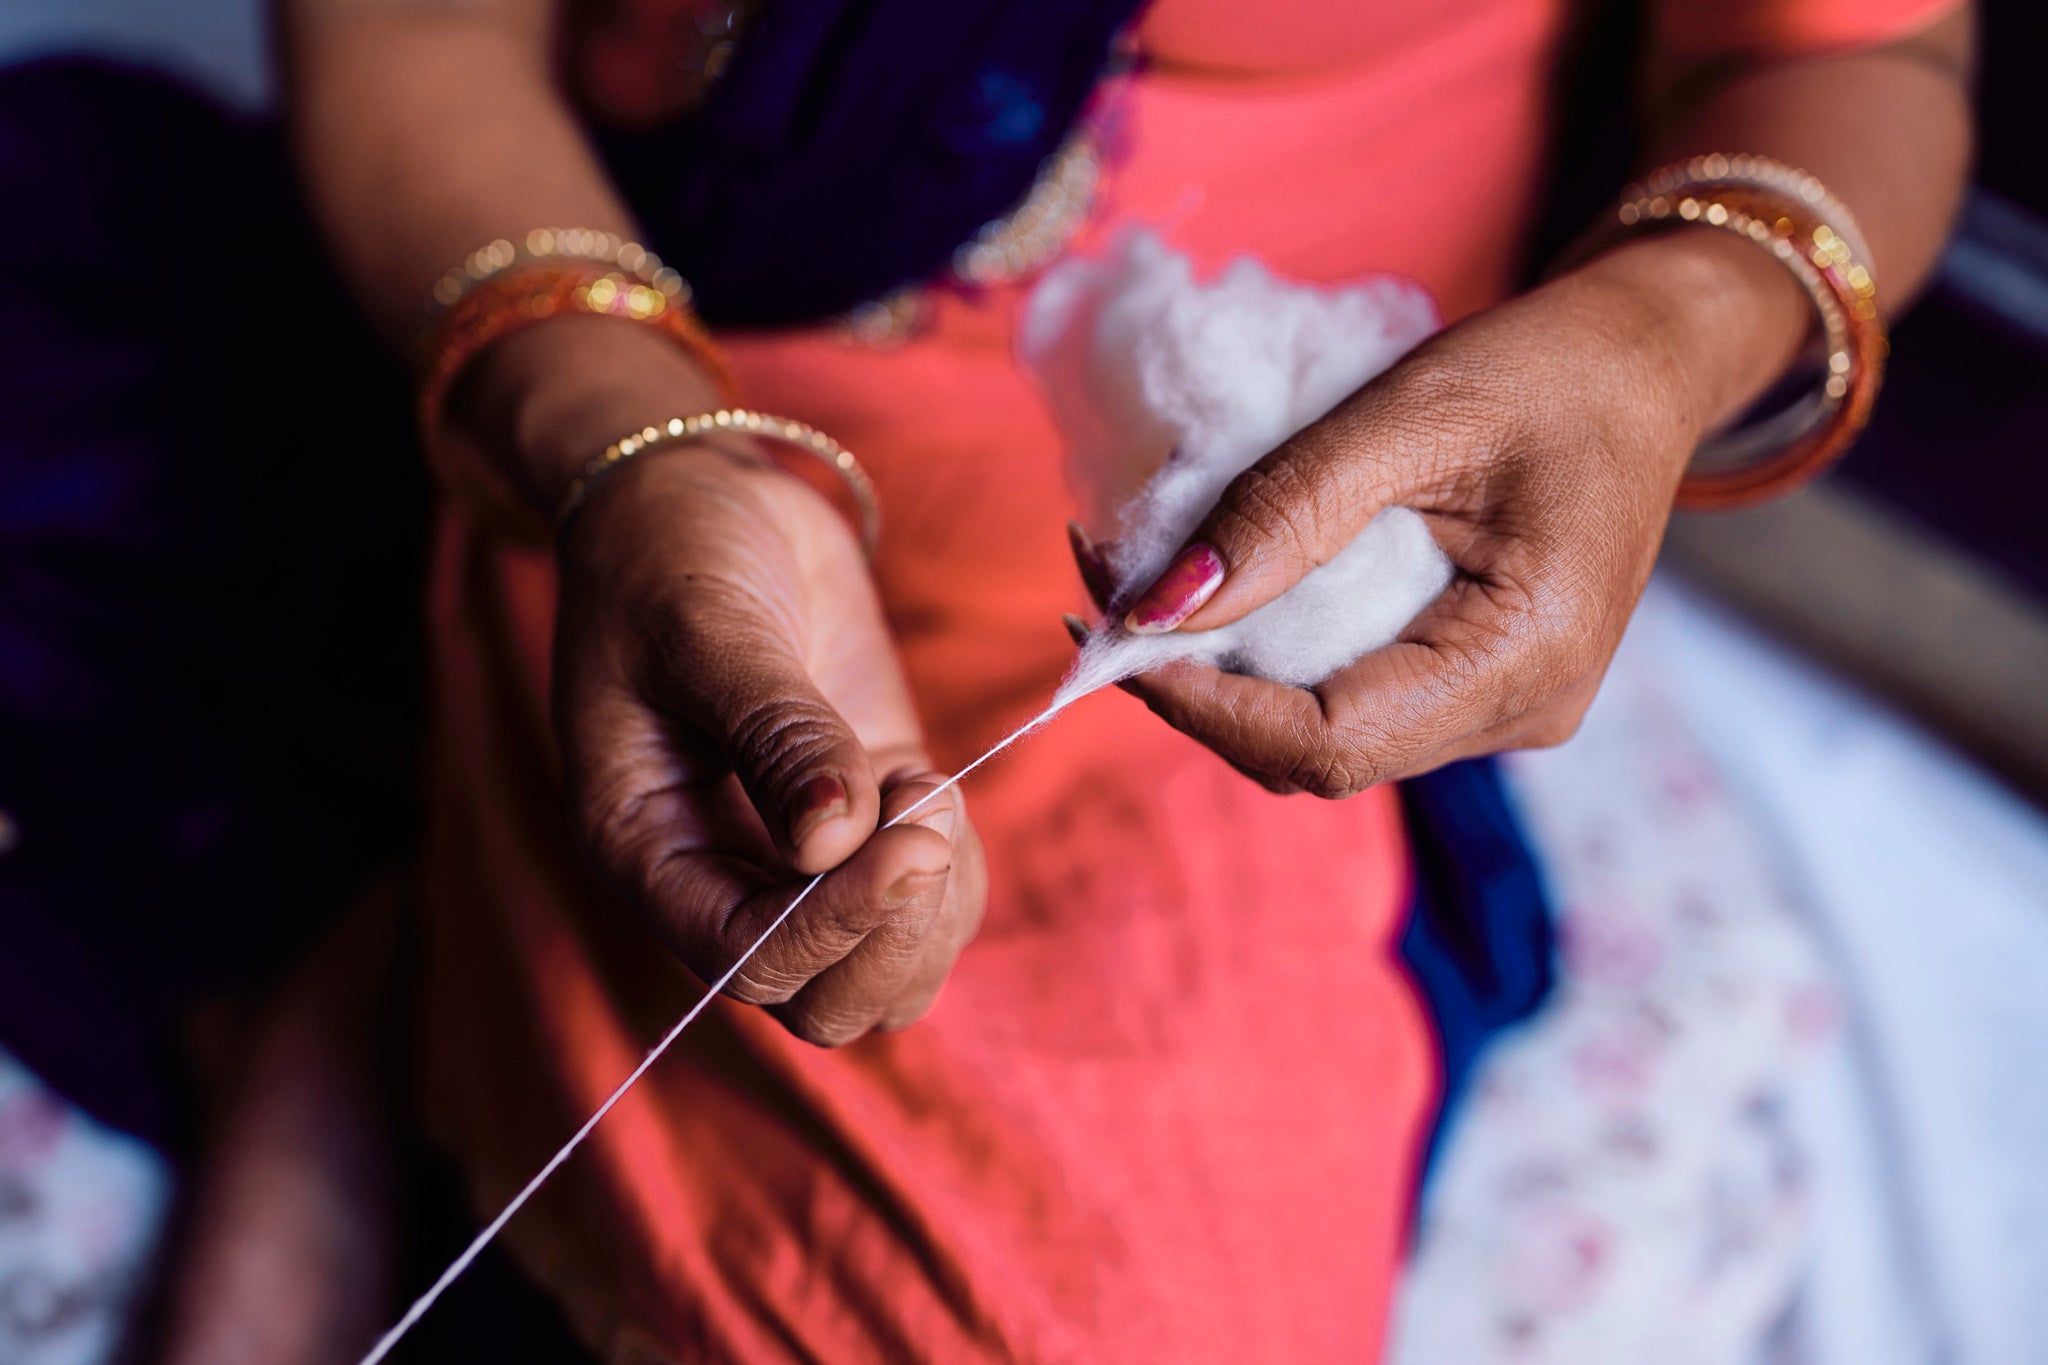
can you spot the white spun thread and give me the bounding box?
[355,875,819,1365]
[356,700,1078,1365]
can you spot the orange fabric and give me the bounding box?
[425,2,1951,1361]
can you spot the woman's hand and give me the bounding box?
[1075,232,1812,796]
[550,430,987,1046]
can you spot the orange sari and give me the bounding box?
[422,0,1955,1358]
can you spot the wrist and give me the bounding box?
[448,314,729,515]
[1565,228,1814,437]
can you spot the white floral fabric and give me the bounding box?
[0,1048,169,1365]
[1391,582,1840,1365]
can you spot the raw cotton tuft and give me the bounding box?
[1020,228,1454,706]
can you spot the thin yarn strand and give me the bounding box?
[355,696,1082,1365]
[887,705,1067,827]
[362,229,1461,1362]
[356,871,824,1365]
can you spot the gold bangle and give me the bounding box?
[426,227,690,318]
[559,409,881,554]
[412,229,729,544]
[1632,154,1874,274]
[413,258,735,544]
[1575,155,1886,510]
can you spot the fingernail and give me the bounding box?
[785,773,849,846]
[1123,543,1224,634]
[911,784,958,840]
[1061,612,1089,644]
[883,867,946,907]
[1066,520,1113,607]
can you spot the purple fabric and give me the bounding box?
[599,0,1146,325]
[0,60,423,1150]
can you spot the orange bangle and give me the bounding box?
[415,253,738,540]
[1584,156,1886,512]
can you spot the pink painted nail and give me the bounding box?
[1123,543,1225,634]
[785,773,849,846]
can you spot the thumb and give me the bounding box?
[1120,395,1418,636]
[683,626,881,875]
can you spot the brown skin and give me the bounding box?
[1108,13,1977,794]
[282,0,1974,1040]
[553,433,988,1043]
[1093,232,1831,793]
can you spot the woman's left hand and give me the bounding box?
[1073,236,1800,796]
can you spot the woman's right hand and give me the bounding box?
[480,323,986,1047]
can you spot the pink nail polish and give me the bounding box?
[1123,543,1225,634]
[785,773,849,845]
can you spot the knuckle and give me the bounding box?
[785,1002,870,1049]
[727,968,802,1008]
[772,905,866,975]
[1284,746,1372,801]
[879,991,939,1033]
[1313,772,1366,801]
[724,694,847,786]
[1236,762,1304,796]
[1218,461,1327,564]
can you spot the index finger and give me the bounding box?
[1119,356,1488,637]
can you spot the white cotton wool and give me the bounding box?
[1019,228,1455,706]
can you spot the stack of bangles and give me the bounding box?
[414,155,1879,543]
[413,227,879,551]
[1572,153,1887,510]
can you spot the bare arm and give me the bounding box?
[283,0,986,1045]
[1102,6,1980,795]
[282,0,624,338]
[1605,4,1977,440]
[281,0,721,508]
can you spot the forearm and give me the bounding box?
[284,0,620,340]
[283,0,717,509]
[1563,6,1975,446]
